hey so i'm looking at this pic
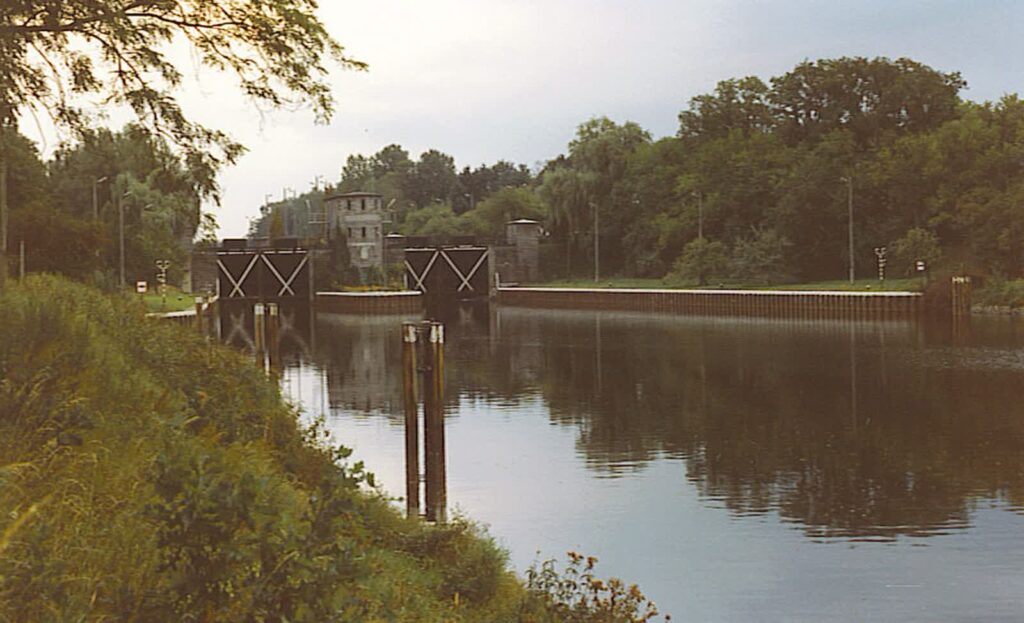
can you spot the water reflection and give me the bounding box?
[308,307,1024,541]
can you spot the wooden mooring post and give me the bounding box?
[401,321,447,522]
[402,323,420,517]
[951,276,972,319]
[267,303,280,374]
[253,303,266,368]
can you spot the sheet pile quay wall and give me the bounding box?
[497,287,921,319]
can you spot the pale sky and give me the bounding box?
[45,1,1024,236]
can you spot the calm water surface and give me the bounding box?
[275,306,1024,621]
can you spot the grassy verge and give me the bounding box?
[527,276,925,292]
[139,286,198,313]
[975,278,1024,308]
[0,276,661,622]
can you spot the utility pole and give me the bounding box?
[693,191,703,240]
[592,201,599,282]
[92,176,108,220]
[119,190,132,290]
[841,176,854,284]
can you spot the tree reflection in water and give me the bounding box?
[311,306,1024,541]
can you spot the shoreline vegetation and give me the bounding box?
[0,276,663,622]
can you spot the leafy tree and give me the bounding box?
[539,166,595,276]
[0,1,362,179]
[666,237,729,286]
[339,154,375,191]
[0,0,364,286]
[371,144,413,178]
[455,160,533,213]
[400,202,465,238]
[889,227,941,276]
[731,227,793,284]
[463,186,544,239]
[405,150,458,208]
[678,76,774,141]
[769,57,965,146]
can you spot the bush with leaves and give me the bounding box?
[0,275,520,621]
[890,227,941,276]
[731,227,792,285]
[519,552,665,622]
[665,237,729,286]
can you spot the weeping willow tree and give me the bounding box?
[0,0,366,287]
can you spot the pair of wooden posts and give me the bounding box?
[252,302,282,372]
[402,321,447,523]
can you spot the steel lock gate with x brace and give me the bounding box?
[216,249,309,299]
[404,247,489,295]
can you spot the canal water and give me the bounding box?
[276,306,1024,621]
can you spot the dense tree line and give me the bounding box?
[544,56,1020,284]
[2,124,209,286]
[254,56,1021,287]
[249,145,539,244]
[16,55,1024,288]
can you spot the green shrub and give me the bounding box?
[519,552,663,622]
[0,276,509,621]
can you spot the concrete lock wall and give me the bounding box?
[316,291,423,314]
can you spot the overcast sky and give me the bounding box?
[100,1,1024,236]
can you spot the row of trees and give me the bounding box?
[253,56,1021,287]
[0,0,359,288]
[542,56,1017,284]
[1,125,211,287]
[249,145,541,244]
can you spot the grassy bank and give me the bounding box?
[975,277,1024,308]
[0,276,660,621]
[140,286,197,313]
[528,277,924,292]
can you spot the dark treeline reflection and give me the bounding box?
[310,307,1024,540]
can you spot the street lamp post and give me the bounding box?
[840,176,854,284]
[93,176,108,221]
[118,190,133,289]
[591,201,599,282]
[692,191,703,240]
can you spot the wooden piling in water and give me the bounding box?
[253,303,266,368]
[423,321,447,523]
[951,276,972,319]
[267,303,280,374]
[402,323,420,518]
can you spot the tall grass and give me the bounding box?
[0,276,525,621]
[0,276,664,621]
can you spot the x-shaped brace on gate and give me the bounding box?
[218,255,260,298]
[261,253,308,297]
[440,249,489,292]
[405,250,440,292]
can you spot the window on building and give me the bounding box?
[361,198,366,211]
[362,226,367,238]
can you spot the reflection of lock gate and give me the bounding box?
[216,248,311,301]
